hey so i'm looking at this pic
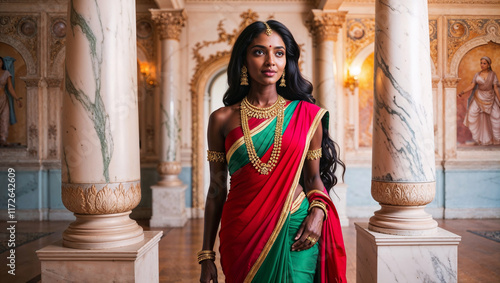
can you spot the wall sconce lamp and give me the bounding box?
[345,66,361,92]
[140,62,158,89]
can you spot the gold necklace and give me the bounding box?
[240,95,285,175]
[241,96,286,119]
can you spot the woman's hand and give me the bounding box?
[291,207,324,251]
[200,260,218,283]
[16,98,22,108]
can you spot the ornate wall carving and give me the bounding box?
[137,14,156,60]
[0,14,39,75]
[447,17,500,74]
[429,19,438,68]
[345,18,375,66]
[49,14,66,66]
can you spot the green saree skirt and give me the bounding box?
[253,198,319,282]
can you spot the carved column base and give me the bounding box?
[369,204,438,236]
[157,161,184,187]
[63,211,144,249]
[150,184,187,227]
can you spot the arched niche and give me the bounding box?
[445,24,500,159]
[190,52,230,212]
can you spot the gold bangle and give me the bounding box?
[197,250,216,264]
[207,150,226,163]
[306,148,322,160]
[308,200,328,221]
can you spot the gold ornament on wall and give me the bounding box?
[447,18,500,72]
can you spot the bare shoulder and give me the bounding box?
[208,104,240,136]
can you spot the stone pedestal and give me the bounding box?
[355,223,461,283]
[37,231,163,283]
[331,183,349,227]
[150,184,188,227]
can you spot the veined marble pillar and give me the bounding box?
[38,2,162,282]
[149,9,188,227]
[356,2,461,282]
[308,10,349,226]
[60,0,143,249]
[369,0,438,236]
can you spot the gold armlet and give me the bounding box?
[197,250,216,264]
[306,148,322,160]
[308,200,328,221]
[306,189,324,199]
[207,150,226,163]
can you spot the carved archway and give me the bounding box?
[190,53,230,212]
[189,10,261,213]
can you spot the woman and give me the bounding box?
[199,20,346,283]
[458,56,500,145]
[0,56,23,146]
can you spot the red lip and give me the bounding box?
[262,69,277,77]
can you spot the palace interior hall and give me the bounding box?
[0,0,499,282]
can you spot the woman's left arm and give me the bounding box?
[291,122,325,251]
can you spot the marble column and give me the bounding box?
[308,10,349,226]
[369,0,438,236]
[149,9,188,227]
[356,1,461,281]
[60,0,145,249]
[38,1,162,281]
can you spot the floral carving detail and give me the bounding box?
[157,161,181,175]
[150,9,186,41]
[62,182,141,214]
[371,181,435,206]
[307,10,348,44]
[48,124,57,140]
[443,77,461,88]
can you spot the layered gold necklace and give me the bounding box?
[240,95,286,175]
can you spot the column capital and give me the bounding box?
[150,8,187,41]
[307,9,348,43]
[443,77,461,88]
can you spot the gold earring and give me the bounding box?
[241,66,249,86]
[279,70,286,87]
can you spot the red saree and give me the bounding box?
[219,100,346,282]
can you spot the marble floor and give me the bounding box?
[1,218,499,282]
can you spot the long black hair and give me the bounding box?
[223,20,345,192]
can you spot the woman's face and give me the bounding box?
[480,59,490,71]
[245,31,286,87]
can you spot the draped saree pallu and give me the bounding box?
[220,100,346,283]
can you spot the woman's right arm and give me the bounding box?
[200,109,229,283]
[458,77,477,97]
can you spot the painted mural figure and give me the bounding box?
[199,21,346,283]
[0,56,23,147]
[459,56,500,145]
